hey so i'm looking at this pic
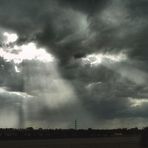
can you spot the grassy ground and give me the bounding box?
[0,136,143,148]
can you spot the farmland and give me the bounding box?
[0,136,142,148]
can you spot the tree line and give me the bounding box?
[0,127,141,140]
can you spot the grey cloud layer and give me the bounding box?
[0,0,148,128]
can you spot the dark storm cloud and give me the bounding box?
[0,0,148,128]
[59,0,109,14]
[0,0,110,63]
[0,0,147,61]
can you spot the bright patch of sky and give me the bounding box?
[3,32,18,44]
[0,32,55,65]
[82,52,127,66]
[129,97,148,107]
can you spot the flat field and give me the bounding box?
[0,136,143,148]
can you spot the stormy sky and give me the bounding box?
[0,0,148,129]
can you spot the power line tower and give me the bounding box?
[75,120,77,130]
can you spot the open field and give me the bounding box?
[0,136,143,148]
